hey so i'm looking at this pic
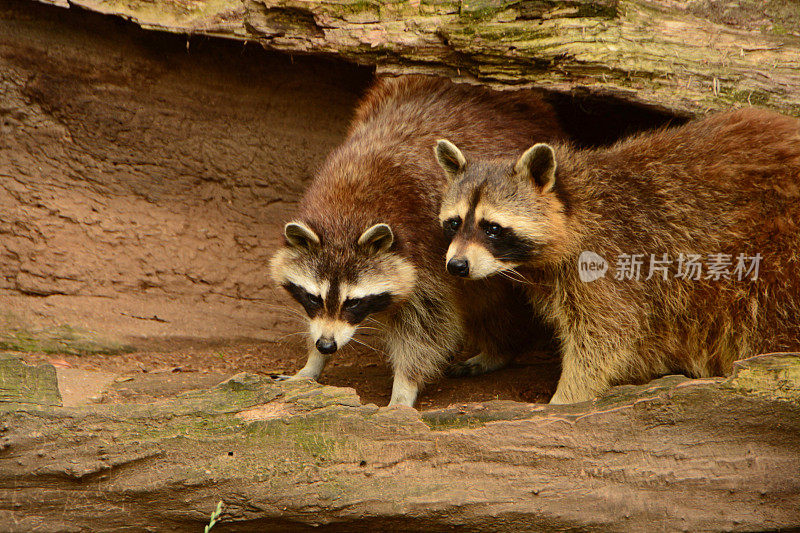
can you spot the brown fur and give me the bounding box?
[439,108,800,403]
[301,76,564,272]
[274,75,566,405]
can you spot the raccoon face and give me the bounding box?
[270,221,416,355]
[435,139,566,279]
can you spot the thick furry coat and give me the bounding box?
[272,75,565,405]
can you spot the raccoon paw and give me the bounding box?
[445,361,472,377]
[446,354,506,378]
[271,373,315,382]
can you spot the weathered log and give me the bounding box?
[32,0,800,117]
[1,352,799,532]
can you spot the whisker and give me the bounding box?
[499,269,531,285]
[509,272,526,280]
[498,269,519,280]
[355,326,385,333]
[507,268,554,289]
[261,302,300,310]
[272,331,308,342]
[342,343,357,357]
[350,336,386,357]
[268,315,306,325]
[507,267,539,285]
[364,317,384,327]
[263,303,299,313]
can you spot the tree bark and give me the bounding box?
[33,0,800,117]
[2,352,799,532]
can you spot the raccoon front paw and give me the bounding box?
[389,375,418,407]
[548,387,595,404]
[271,373,316,382]
[445,360,482,378]
[446,353,507,377]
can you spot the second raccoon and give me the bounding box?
[435,108,800,404]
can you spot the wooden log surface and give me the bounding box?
[30,0,800,117]
[1,352,799,532]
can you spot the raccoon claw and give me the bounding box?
[445,361,480,378]
[271,373,315,382]
[446,354,507,378]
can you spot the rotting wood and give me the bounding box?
[1,352,798,532]
[32,0,800,117]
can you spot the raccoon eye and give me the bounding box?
[343,298,362,311]
[484,223,502,238]
[283,282,323,317]
[341,293,392,324]
[443,217,461,238]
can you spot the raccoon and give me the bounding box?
[435,108,800,404]
[270,75,565,406]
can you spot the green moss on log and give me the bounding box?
[0,353,62,406]
[724,353,800,402]
[46,0,800,116]
[1,353,799,531]
[0,315,134,356]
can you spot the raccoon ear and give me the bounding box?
[434,139,466,180]
[358,223,393,255]
[284,221,320,250]
[515,143,557,193]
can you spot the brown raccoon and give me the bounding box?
[436,107,800,404]
[270,75,565,406]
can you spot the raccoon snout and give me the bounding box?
[447,258,470,277]
[315,337,338,354]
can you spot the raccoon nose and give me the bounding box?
[447,258,470,277]
[315,337,338,354]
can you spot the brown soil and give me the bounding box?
[22,338,560,409]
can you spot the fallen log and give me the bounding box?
[1,352,798,532]
[32,0,800,116]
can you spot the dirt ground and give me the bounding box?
[20,336,560,409]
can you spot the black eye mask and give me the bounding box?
[341,293,393,324]
[481,224,538,263]
[283,282,323,318]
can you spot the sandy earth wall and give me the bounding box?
[0,1,373,343]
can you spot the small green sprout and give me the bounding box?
[204,501,223,533]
